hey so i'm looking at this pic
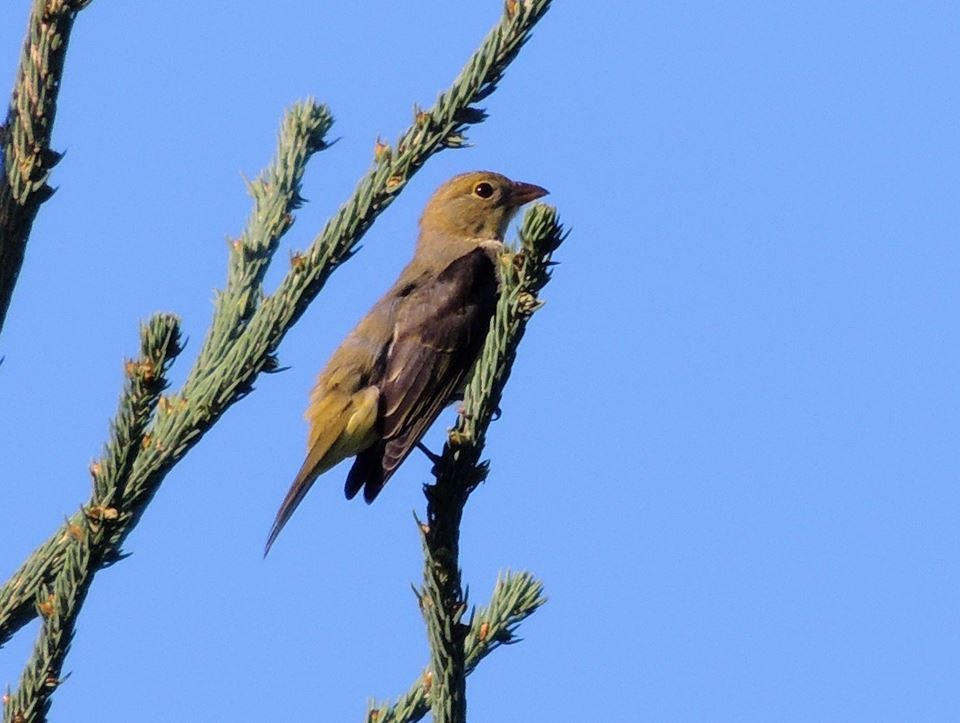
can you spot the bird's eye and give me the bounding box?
[473,182,494,199]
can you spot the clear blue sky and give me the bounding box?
[2,2,958,720]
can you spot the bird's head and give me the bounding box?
[419,171,549,242]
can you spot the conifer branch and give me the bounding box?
[367,571,545,723]
[3,313,181,723]
[0,0,91,337]
[190,102,334,380]
[417,204,567,723]
[0,102,330,647]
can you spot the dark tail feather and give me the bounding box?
[345,444,392,503]
[264,463,319,557]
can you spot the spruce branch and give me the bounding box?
[0,0,553,661]
[417,204,567,723]
[366,571,545,723]
[3,313,181,723]
[0,0,91,337]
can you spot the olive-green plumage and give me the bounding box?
[265,171,548,554]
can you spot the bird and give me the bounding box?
[264,171,548,554]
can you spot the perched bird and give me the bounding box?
[265,171,548,554]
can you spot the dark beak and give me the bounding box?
[509,181,549,207]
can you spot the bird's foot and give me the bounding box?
[416,442,443,465]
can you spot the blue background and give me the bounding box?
[2,2,958,720]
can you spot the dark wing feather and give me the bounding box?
[348,248,498,502]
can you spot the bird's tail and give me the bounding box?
[264,388,379,555]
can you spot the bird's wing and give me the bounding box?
[346,248,498,502]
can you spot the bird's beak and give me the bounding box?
[509,181,549,208]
